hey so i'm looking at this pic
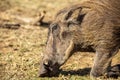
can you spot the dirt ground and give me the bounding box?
[0,0,120,80]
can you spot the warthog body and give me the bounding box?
[39,0,120,78]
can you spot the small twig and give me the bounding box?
[0,23,20,29]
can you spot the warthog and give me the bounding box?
[39,0,120,78]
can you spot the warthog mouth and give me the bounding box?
[39,63,61,77]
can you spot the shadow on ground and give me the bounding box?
[60,64,120,79]
[60,67,91,76]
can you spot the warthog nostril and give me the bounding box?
[43,61,49,67]
[43,61,52,72]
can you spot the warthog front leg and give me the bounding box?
[90,47,119,78]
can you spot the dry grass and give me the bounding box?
[0,0,120,80]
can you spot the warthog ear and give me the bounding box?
[55,6,82,23]
[64,7,82,21]
[65,6,91,25]
[63,6,91,32]
[55,5,91,24]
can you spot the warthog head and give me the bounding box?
[39,6,88,77]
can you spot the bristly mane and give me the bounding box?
[56,0,120,19]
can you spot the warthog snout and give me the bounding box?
[39,57,61,77]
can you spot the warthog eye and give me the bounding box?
[50,23,58,32]
[52,24,58,30]
[50,23,60,36]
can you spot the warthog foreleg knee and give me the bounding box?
[90,48,118,78]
